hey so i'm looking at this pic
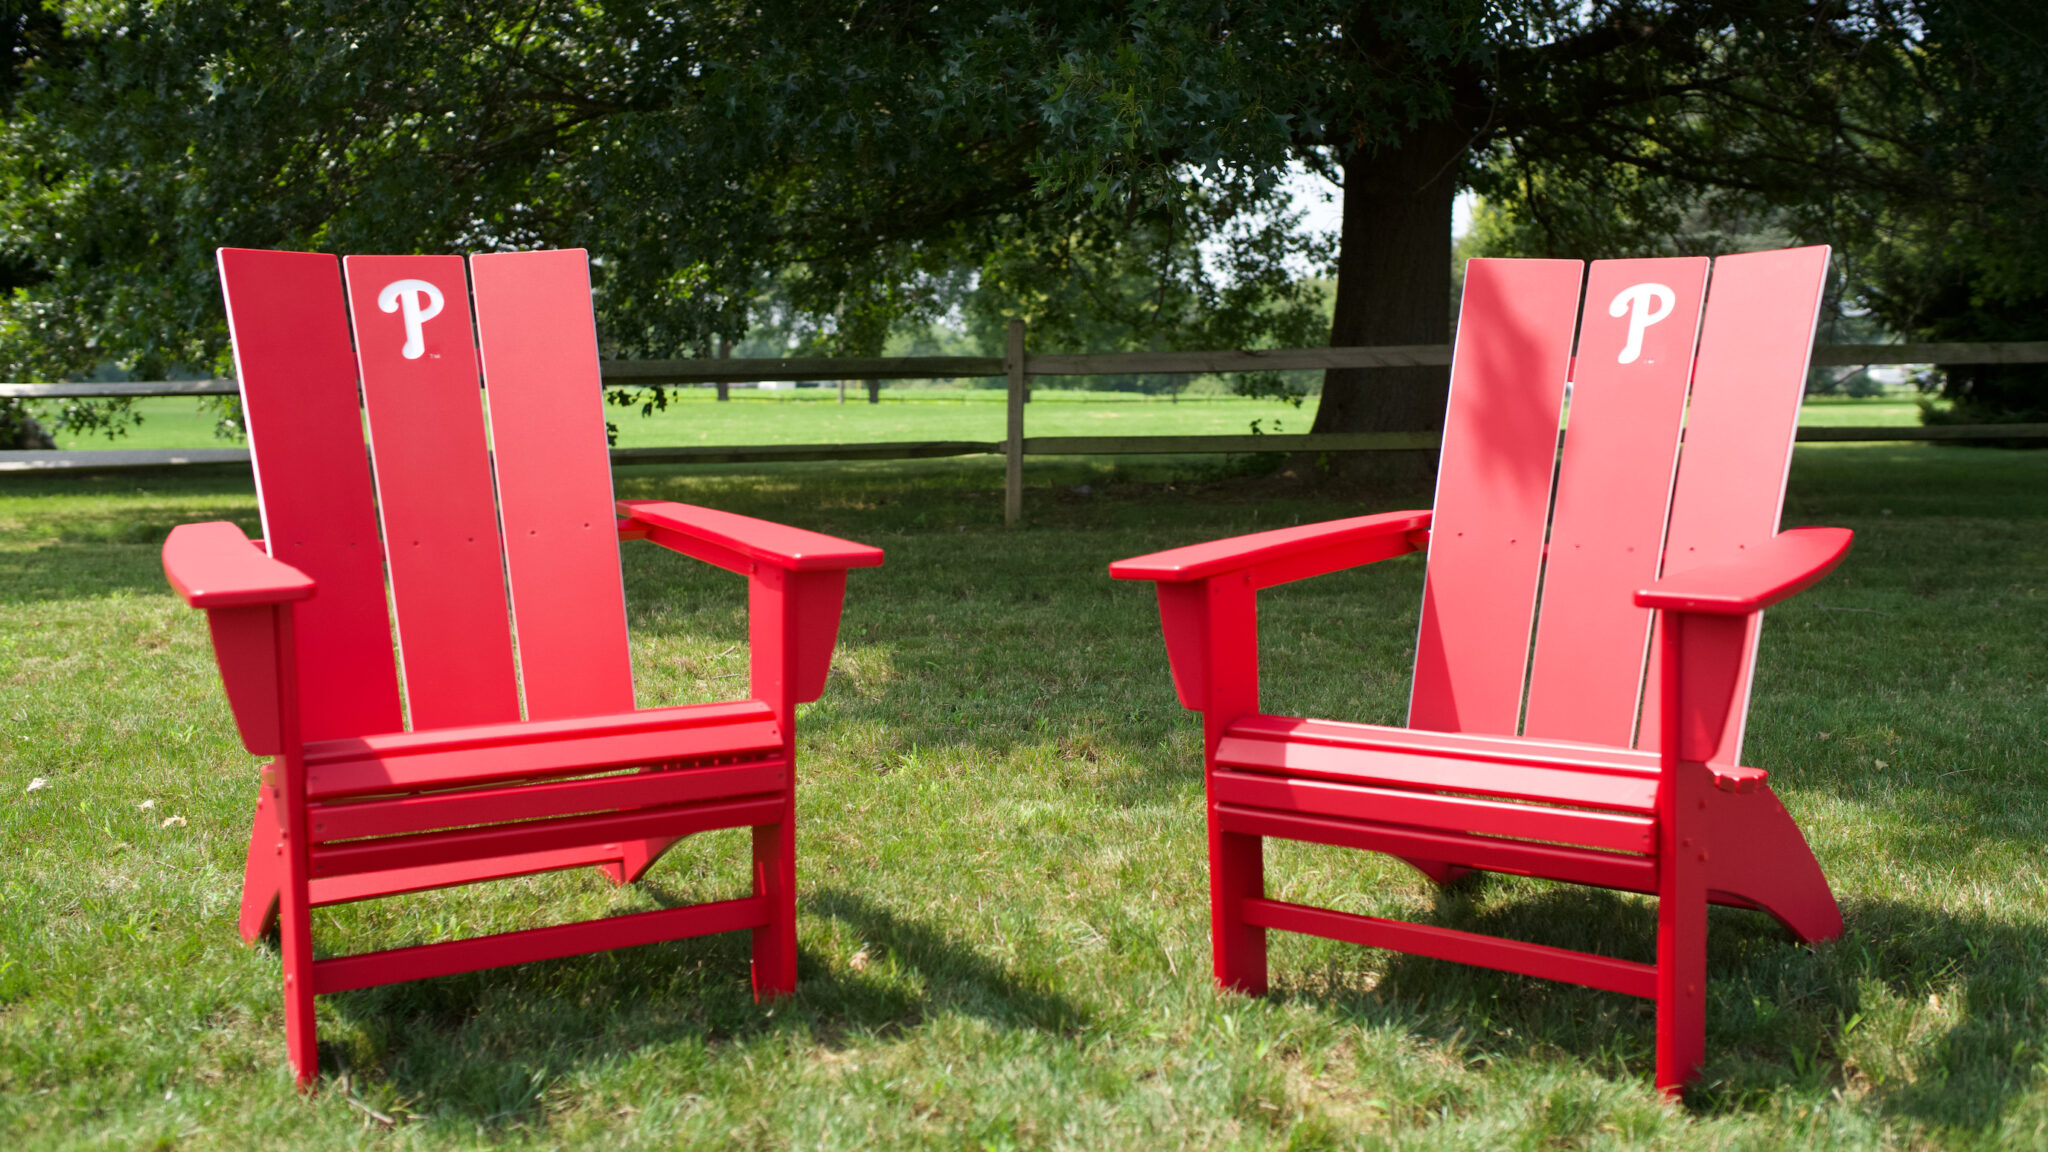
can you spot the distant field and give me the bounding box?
[47,388,1929,452]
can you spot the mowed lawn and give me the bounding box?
[2,442,2045,1149]
[47,389,1921,453]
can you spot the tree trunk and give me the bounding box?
[1309,120,1464,489]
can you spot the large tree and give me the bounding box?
[1427,3,2048,428]
[1,2,2013,468]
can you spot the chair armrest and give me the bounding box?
[163,521,315,608]
[162,521,311,756]
[1635,527,1853,615]
[617,500,885,576]
[619,500,882,708]
[1108,510,1432,589]
[1639,527,1852,767]
[1109,511,1429,715]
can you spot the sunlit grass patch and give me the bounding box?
[1,443,2044,1148]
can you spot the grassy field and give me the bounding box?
[3,442,2044,1149]
[46,389,1925,452]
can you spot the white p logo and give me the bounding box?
[1608,282,1676,365]
[377,279,446,360]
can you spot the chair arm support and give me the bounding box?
[1108,510,1431,590]
[1634,527,1853,614]
[619,501,882,708]
[163,521,315,608]
[617,500,885,576]
[1642,527,1852,767]
[1109,512,1430,713]
[161,522,310,756]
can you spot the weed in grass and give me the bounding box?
[1,444,2044,1148]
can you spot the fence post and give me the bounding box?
[1005,318,1026,525]
[716,339,731,402]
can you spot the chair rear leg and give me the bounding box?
[239,787,283,944]
[750,817,797,998]
[1701,784,1843,945]
[1212,824,1268,995]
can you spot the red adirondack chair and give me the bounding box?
[161,248,882,1086]
[1108,247,1852,1096]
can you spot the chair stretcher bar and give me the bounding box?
[312,896,769,995]
[1216,805,1658,893]
[1241,898,1657,999]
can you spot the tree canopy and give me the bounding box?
[3,2,2042,458]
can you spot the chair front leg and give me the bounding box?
[1651,608,1751,1096]
[746,563,828,1000]
[259,603,321,1088]
[1211,824,1268,994]
[750,814,798,998]
[1654,783,1709,1097]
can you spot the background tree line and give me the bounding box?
[3,1,2043,473]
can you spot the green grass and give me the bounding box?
[3,443,2045,1148]
[49,389,1923,452]
[49,390,1320,452]
[1795,395,1928,427]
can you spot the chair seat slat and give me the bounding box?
[310,760,787,842]
[309,844,630,907]
[310,794,785,879]
[1215,805,1658,893]
[1228,715,1660,775]
[304,701,781,799]
[1210,770,1656,854]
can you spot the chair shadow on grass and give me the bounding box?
[1260,877,2047,1129]
[308,878,1086,1129]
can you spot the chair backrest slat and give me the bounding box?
[1409,258,1583,736]
[1636,246,1830,763]
[469,250,637,720]
[1522,258,1708,746]
[217,249,404,741]
[342,255,523,730]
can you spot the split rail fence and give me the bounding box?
[5,322,2046,523]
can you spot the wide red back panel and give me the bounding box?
[469,250,636,720]
[343,256,523,731]
[217,249,404,741]
[1521,258,1709,746]
[1409,259,1584,736]
[1635,246,1829,763]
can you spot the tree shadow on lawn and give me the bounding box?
[310,882,1088,1129]
[1264,880,2047,1130]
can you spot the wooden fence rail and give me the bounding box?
[11,339,2048,400]
[7,336,2047,522]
